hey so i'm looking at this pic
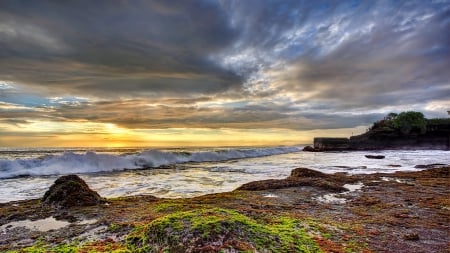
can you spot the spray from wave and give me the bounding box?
[0,146,301,179]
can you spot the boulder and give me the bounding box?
[290,168,326,178]
[42,175,103,208]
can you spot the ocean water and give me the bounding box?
[0,146,448,203]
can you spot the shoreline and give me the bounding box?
[2,148,449,204]
[1,165,449,252]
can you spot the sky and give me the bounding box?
[0,0,449,147]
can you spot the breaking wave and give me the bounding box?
[0,146,301,179]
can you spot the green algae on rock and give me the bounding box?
[127,208,321,253]
[5,240,129,253]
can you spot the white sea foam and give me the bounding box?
[0,146,301,179]
[0,148,449,203]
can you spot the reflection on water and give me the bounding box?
[0,217,69,232]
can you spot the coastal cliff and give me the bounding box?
[348,121,450,150]
[311,112,450,151]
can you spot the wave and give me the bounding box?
[0,146,301,179]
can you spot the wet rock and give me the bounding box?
[302,146,317,152]
[237,168,348,192]
[414,163,447,169]
[237,178,346,192]
[403,232,420,241]
[290,168,326,178]
[396,166,449,179]
[365,155,385,159]
[42,175,103,209]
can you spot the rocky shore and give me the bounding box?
[1,165,449,253]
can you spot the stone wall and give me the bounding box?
[313,138,350,151]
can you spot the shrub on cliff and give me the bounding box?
[392,111,426,134]
[369,111,427,134]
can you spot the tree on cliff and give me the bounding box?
[391,111,426,134]
[369,111,427,134]
[386,112,398,121]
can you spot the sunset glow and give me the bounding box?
[0,1,448,147]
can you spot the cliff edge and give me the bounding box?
[312,112,450,151]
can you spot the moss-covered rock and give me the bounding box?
[42,174,103,208]
[127,208,321,253]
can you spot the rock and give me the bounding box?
[236,168,350,192]
[42,175,103,208]
[290,168,326,178]
[302,146,316,152]
[395,166,449,178]
[127,208,320,252]
[313,138,350,151]
[414,163,447,169]
[365,155,385,159]
[403,233,420,241]
[237,178,346,192]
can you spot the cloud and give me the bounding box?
[0,0,242,98]
[0,96,382,131]
[0,0,449,139]
[221,1,450,109]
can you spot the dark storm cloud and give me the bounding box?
[277,6,450,108]
[0,0,241,97]
[0,0,449,132]
[224,0,450,110]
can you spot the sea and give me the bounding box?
[0,146,449,203]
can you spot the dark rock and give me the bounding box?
[387,164,402,167]
[414,163,447,169]
[403,233,420,241]
[290,168,326,178]
[236,167,355,192]
[42,175,103,208]
[395,166,449,178]
[236,178,346,192]
[365,155,385,159]
[302,146,316,152]
[313,138,349,151]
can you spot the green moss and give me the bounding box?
[5,242,77,253]
[6,241,129,253]
[108,223,122,233]
[153,202,182,213]
[127,208,321,253]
